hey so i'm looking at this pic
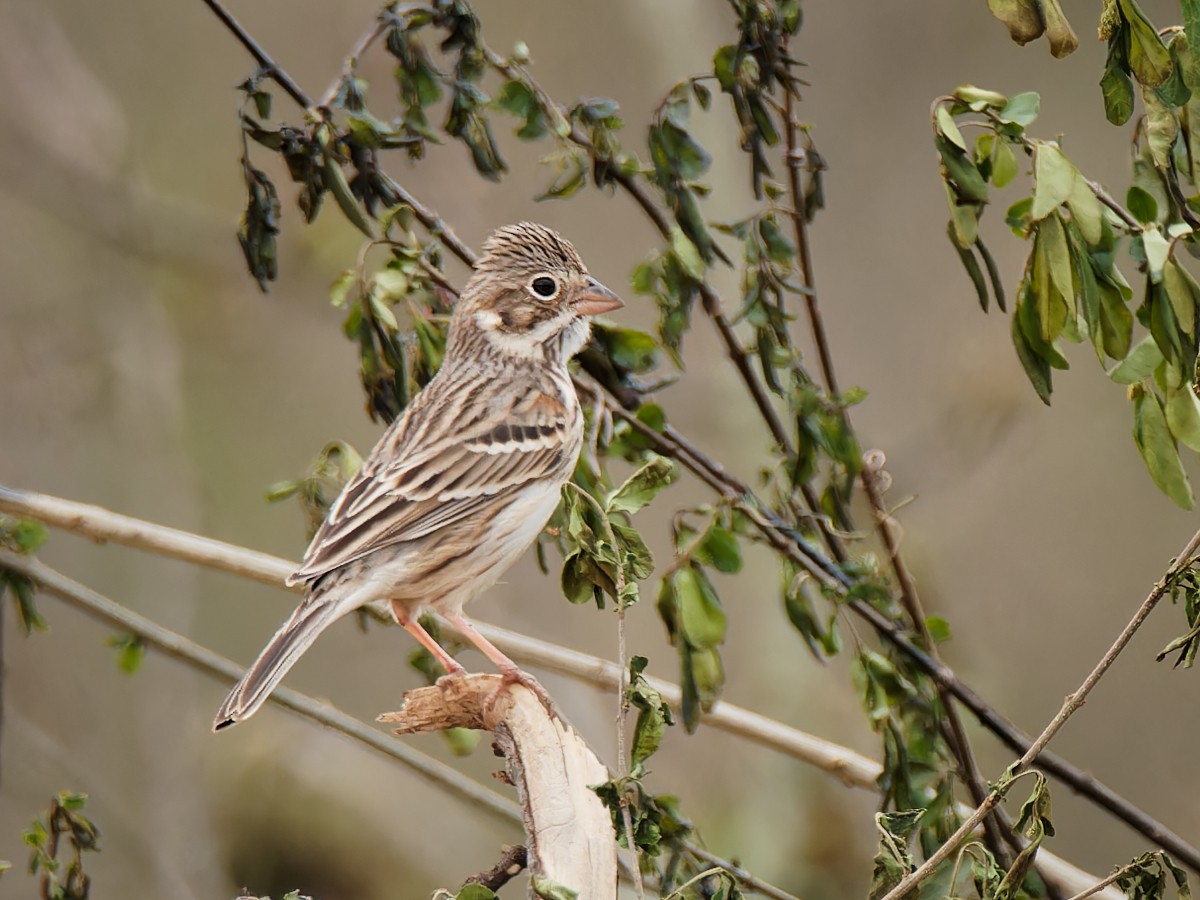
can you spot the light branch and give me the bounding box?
[880,526,1200,900]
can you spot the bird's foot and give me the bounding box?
[485,666,559,721]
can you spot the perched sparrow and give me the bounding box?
[214,223,623,730]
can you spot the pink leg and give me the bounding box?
[391,600,466,676]
[444,612,557,713]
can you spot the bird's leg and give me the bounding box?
[443,612,558,716]
[390,600,467,677]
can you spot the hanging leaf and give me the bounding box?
[606,456,679,514]
[1132,385,1195,509]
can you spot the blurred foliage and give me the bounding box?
[222,0,1123,894]
[2,0,1186,896]
[936,3,1200,511]
[0,515,49,634]
[22,792,99,900]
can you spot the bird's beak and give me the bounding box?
[574,277,625,316]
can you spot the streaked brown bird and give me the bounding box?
[214,223,623,730]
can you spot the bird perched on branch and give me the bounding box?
[214,222,623,730]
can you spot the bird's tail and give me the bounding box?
[212,600,342,731]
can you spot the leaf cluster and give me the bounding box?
[23,792,99,900]
[0,515,48,634]
[935,35,1200,508]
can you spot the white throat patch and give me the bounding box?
[474,308,589,361]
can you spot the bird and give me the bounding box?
[213,222,623,730]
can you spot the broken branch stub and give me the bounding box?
[378,674,617,899]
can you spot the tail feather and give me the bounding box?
[213,601,342,731]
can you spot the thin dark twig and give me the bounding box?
[787,84,1016,870]
[702,285,796,455]
[783,88,838,397]
[580,405,1200,871]
[318,16,391,108]
[487,50,796,457]
[882,527,1200,899]
[460,844,528,892]
[200,0,312,109]
[862,453,1014,869]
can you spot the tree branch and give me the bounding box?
[3,544,805,900]
[0,548,520,824]
[881,526,1200,899]
[0,485,1165,892]
[199,0,312,109]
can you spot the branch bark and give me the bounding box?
[0,496,1129,897]
[3,483,1196,876]
[381,675,617,899]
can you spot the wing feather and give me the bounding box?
[287,375,577,587]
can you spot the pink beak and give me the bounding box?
[574,277,624,316]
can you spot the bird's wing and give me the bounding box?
[288,375,576,587]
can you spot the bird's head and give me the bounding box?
[451,222,624,363]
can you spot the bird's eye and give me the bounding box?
[530,275,558,299]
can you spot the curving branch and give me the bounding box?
[0,504,1118,898]
[0,547,519,823]
[0,546,803,900]
[880,526,1200,900]
[139,0,1200,885]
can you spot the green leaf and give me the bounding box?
[1109,334,1164,383]
[669,227,706,281]
[1012,291,1054,404]
[1127,185,1159,223]
[106,634,146,675]
[997,91,1041,126]
[1,517,49,554]
[1118,0,1173,87]
[697,526,743,574]
[1166,377,1200,452]
[1163,259,1199,337]
[1099,279,1135,359]
[531,876,578,900]
[593,324,659,373]
[455,885,499,900]
[869,809,922,899]
[627,656,674,771]
[1133,386,1195,508]
[1101,36,1136,125]
[3,574,48,635]
[1066,176,1103,246]
[493,79,546,140]
[1038,214,1074,308]
[926,615,952,644]
[674,565,727,650]
[1142,227,1172,282]
[935,106,966,151]
[1185,0,1200,84]
[936,135,988,204]
[1030,143,1075,221]
[947,223,989,311]
[946,182,979,249]
[606,456,678,514]
[321,150,373,238]
[992,138,1018,187]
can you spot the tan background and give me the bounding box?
[2,0,1198,897]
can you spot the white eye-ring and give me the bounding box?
[528,273,560,301]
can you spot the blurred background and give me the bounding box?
[2,0,1199,897]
